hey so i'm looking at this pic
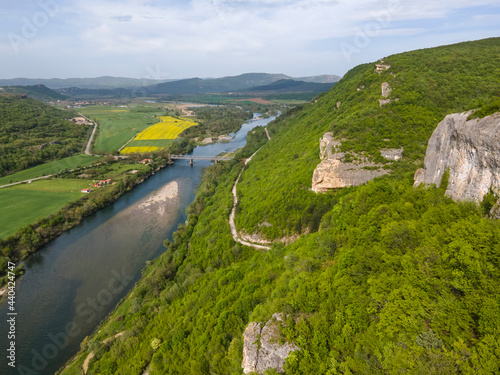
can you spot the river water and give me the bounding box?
[0,114,275,375]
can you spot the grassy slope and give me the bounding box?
[60,38,500,375]
[236,37,500,240]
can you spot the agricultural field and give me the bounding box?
[0,154,100,186]
[0,179,90,239]
[120,146,160,154]
[80,105,164,154]
[135,116,198,140]
[120,116,197,154]
[0,160,151,240]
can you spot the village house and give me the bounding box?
[92,179,112,188]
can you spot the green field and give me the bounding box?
[0,179,90,239]
[0,154,100,186]
[80,105,165,153]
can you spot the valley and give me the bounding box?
[1,36,500,375]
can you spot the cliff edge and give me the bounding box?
[312,132,402,192]
[414,111,500,202]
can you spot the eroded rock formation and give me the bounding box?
[242,313,299,374]
[414,111,500,202]
[311,132,403,193]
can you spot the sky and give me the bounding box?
[0,0,499,79]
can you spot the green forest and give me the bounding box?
[181,104,281,141]
[60,38,500,374]
[0,93,90,177]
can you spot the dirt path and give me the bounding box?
[229,141,272,251]
[83,331,126,373]
[118,133,138,152]
[82,352,94,374]
[0,174,52,189]
[265,128,271,140]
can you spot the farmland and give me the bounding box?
[135,116,198,140]
[0,154,100,186]
[120,116,197,154]
[0,160,151,240]
[0,179,89,239]
[80,105,164,154]
[120,146,160,154]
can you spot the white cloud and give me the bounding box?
[0,0,499,78]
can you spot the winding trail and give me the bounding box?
[229,128,272,251]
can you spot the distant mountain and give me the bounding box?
[296,74,341,83]
[147,73,290,95]
[0,84,67,101]
[146,73,340,95]
[0,76,175,90]
[241,79,336,94]
[37,73,341,99]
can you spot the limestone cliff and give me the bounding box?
[311,132,402,193]
[242,313,299,374]
[414,111,500,202]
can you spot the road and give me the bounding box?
[79,112,98,156]
[0,175,53,189]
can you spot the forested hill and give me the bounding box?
[0,94,89,177]
[61,37,500,375]
[0,84,67,101]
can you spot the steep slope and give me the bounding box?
[60,38,500,375]
[236,37,500,240]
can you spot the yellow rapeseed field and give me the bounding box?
[135,116,197,140]
[121,146,160,154]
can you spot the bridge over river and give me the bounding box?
[169,155,233,164]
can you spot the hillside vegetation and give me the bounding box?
[60,38,500,375]
[0,94,90,177]
[236,37,500,240]
[0,84,67,101]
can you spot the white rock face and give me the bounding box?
[242,313,299,374]
[311,133,402,192]
[381,82,392,98]
[414,111,500,202]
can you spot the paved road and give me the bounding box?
[79,112,98,156]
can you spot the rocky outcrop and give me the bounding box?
[379,82,399,107]
[312,133,403,193]
[381,82,391,98]
[381,148,404,161]
[414,111,500,202]
[242,313,299,374]
[375,63,390,73]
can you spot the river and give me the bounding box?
[0,114,276,375]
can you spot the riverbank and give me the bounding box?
[56,118,279,374]
[0,154,170,292]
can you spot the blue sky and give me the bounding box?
[0,0,499,79]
